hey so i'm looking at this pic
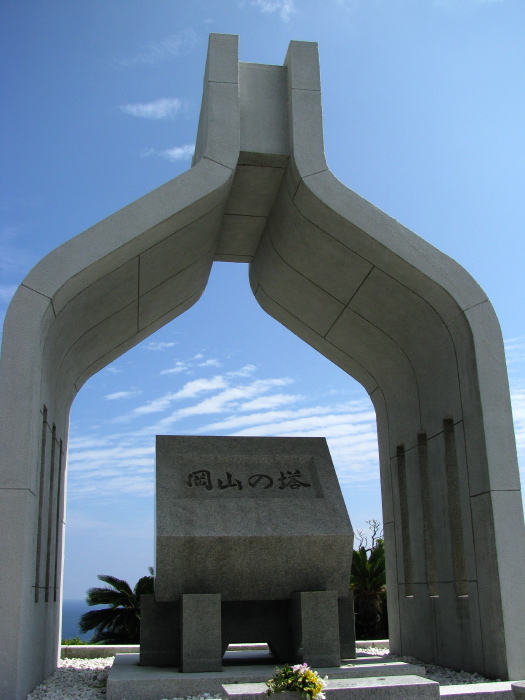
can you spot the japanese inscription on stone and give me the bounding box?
[174,456,322,498]
[186,468,312,491]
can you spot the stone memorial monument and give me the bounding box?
[140,435,356,670]
[1,32,525,698]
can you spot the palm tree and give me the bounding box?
[79,568,154,644]
[350,526,387,639]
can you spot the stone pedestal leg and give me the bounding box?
[181,593,222,672]
[291,590,341,667]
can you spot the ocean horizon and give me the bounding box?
[62,599,104,642]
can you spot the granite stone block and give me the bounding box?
[139,594,180,667]
[155,436,353,602]
[291,590,341,667]
[181,593,222,672]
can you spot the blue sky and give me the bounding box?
[1,0,524,599]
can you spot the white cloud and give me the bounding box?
[144,341,177,351]
[141,144,195,162]
[105,366,123,374]
[227,365,257,377]
[120,98,187,120]
[160,361,191,375]
[505,336,525,366]
[119,375,229,421]
[511,385,525,475]
[198,358,220,368]
[173,376,230,400]
[152,378,294,430]
[120,29,199,67]
[66,359,381,503]
[105,390,142,401]
[160,356,219,375]
[239,393,302,411]
[160,145,195,161]
[199,406,333,432]
[251,0,296,21]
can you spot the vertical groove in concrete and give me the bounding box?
[44,425,57,602]
[443,419,468,596]
[34,406,48,603]
[396,445,413,596]
[53,439,64,602]
[417,432,438,596]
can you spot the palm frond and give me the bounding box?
[96,574,134,597]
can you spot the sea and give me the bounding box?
[61,599,105,642]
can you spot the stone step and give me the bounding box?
[440,682,514,698]
[106,654,426,700]
[223,677,440,700]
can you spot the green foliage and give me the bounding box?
[350,540,386,594]
[350,520,388,639]
[79,568,154,644]
[266,664,327,700]
[61,636,90,645]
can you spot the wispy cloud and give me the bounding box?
[505,336,525,366]
[160,361,191,375]
[141,144,195,162]
[239,393,302,411]
[120,29,199,67]
[174,376,230,401]
[67,382,379,503]
[145,341,177,351]
[251,0,296,21]
[511,385,525,476]
[120,98,188,120]
[143,340,177,350]
[105,390,142,401]
[118,375,229,421]
[159,355,220,376]
[227,365,257,377]
[198,358,220,368]
[105,366,123,374]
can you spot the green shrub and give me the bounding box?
[61,636,91,645]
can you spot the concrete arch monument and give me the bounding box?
[1,33,524,698]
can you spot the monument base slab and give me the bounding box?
[106,654,427,700]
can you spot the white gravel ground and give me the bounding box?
[360,646,501,686]
[27,651,501,699]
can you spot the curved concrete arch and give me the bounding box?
[0,33,524,698]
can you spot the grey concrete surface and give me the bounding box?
[512,681,525,698]
[1,31,525,698]
[440,685,514,699]
[60,644,139,659]
[106,655,427,700]
[224,677,440,700]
